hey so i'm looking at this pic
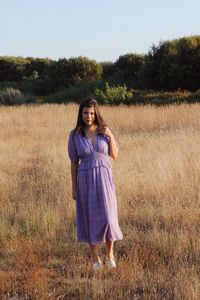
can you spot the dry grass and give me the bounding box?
[0,103,200,299]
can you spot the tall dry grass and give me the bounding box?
[0,103,200,299]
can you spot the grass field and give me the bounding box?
[0,103,200,299]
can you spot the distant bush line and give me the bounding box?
[1,35,200,106]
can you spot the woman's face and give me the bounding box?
[82,107,96,127]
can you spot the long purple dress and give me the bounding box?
[67,130,123,245]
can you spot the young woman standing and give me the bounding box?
[68,97,123,270]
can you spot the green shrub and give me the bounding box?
[0,88,25,105]
[0,87,36,106]
[186,89,200,103]
[0,81,20,89]
[44,80,103,103]
[141,35,200,90]
[0,80,48,96]
[21,78,49,95]
[130,89,200,106]
[94,82,133,105]
[47,57,102,90]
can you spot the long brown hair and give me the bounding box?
[72,97,107,136]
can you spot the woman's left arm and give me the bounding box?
[107,133,119,159]
[99,126,119,159]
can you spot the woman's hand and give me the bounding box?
[99,124,119,159]
[98,125,113,138]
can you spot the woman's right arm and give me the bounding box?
[70,161,79,200]
[68,130,79,200]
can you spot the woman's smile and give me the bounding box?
[82,107,96,126]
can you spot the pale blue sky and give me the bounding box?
[1,0,200,62]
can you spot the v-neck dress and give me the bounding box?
[67,130,123,245]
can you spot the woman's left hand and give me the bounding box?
[98,125,113,138]
[99,124,118,159]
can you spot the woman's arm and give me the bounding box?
[98,125,119,159]
[70,161,79,200]
[107,133,119,159]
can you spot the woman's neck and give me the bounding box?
[84,124,98,131]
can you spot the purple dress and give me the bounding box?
[67,130,123,245]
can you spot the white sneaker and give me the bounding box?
[92,261,103,270]
[106,259,116,268]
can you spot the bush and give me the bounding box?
[0,87,36,106]
[0,57,27,81]
[21,78,49,95]
[0,81,20,90]
[141,36,200,90]
[0,79,49,96]
[44,80,103,104]
[130,89,200,106]
[0,88,25,105]
[94,82,133,105]
[47,57,102,90]
[115,53,145,88]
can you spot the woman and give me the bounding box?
[67,97,123,270]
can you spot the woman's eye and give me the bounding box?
[83,111,94,115]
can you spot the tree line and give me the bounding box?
[1,36,200,90]
[0,35,200,105]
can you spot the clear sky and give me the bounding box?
[1,0,200,62]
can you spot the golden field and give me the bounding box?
[0,103,200,299]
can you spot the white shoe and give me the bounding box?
[106,258,116,268]
[92,261,103,270]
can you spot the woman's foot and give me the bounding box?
[106,258,116,268]
[92,261,103,270]
[92,255,103,270]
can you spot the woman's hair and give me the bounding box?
[72,97,107,136]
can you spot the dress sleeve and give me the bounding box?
[105,135,119,148]
[67,131,79,162]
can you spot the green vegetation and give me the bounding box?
[1,35,200,105]
[141,36,200,90]
[0,87,36,106]
[95,82,133,105]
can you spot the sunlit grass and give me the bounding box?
[0,103,200,299]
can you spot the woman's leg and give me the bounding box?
[89,243,102,263]
[106,240,114,260]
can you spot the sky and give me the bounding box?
[1,0,200,62]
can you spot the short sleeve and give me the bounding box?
[67,131,79,162]
[104,135,119,148]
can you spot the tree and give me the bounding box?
[141,36,200,90]
[24,57,53,79]
[0,56,27,81]
[47,56,102,90]
[100,61,116,80]
[114,53,145,87]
